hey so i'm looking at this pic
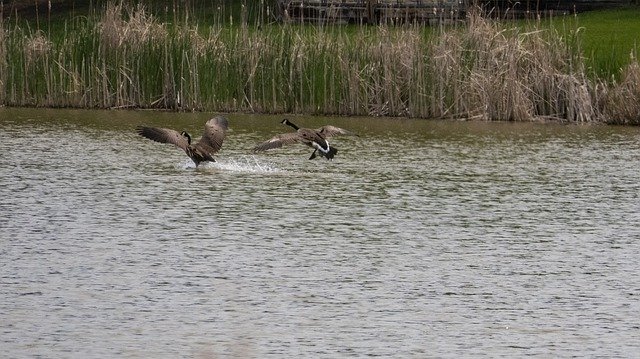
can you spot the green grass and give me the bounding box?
[546,7,640,79]
[0,3,639,123]
[9,2,639,79]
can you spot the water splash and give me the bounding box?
[174,158,197,170]
[213,156,281,173]
[176,156,280,173]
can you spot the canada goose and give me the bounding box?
[253,119,354,160]
[136,116,228,167]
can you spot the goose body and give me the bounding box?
[136,116,228,167]
[253,119,354,160]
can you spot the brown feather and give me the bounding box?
[136,116,229,166]
[252,119,354,160]
[316,125,355,137]
[253,133,303,152]
[197,116,228,153]
[136,126,189,151]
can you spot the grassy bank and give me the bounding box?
[547,8,640,80]
[0,2,639,124]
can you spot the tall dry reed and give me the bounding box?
[0,3,638,124]
[429,10,597,122]
[598,57,640,125]
[0,16,6,104]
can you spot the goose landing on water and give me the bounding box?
[136,116,228,167]
[252,119,355,160]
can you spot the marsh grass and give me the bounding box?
[598,58,640,124]
[0,16,6,104]
[0,2,639,124]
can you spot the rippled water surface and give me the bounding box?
[1,108,640,357]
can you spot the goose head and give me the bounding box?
[281,119,300,131]
[180,131,192,145]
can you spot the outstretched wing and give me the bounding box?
[136,126,189,151]
[298,129,329,150]
[253,133,302,152]
[316,125,356,138]
[197,116,229,153]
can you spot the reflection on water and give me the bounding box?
[1,108,640,357]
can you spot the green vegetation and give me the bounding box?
[545,7,640,79]
[0,2,638,124]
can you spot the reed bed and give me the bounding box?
[0,3,638,124]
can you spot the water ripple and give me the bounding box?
[1,109,640,358]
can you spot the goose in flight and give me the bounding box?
[253,119,354,160]
[136,116,228,167]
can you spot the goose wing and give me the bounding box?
[136,126,189,150]
[196,116,229,153]
[253,132,302,152]
[298,129,327,144]
[316,125,355,138]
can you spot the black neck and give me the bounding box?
[283,119,300,131]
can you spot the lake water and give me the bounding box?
[1,108,639,358]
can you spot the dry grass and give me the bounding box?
[0,17,6,103]
[598,57,640,124]
[99,2,166,49]
[0,2,639,124]
[23,30,51,66]
[433,10,598,122]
